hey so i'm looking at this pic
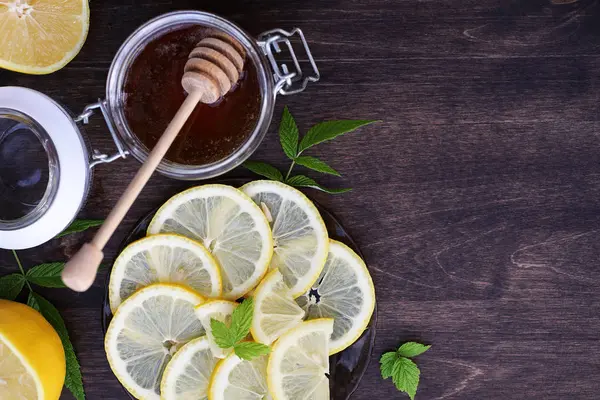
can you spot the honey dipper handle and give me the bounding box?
[62,90,204,292]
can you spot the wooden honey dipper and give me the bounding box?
[61,36,246,292]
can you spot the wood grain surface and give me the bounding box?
[2,0,600,398]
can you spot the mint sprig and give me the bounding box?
[56,219,103,238]
[26,263,67,288]
[27,292,85,400]
[286,175,352,194]
[0,274,25,300]
[380,341,431,399]
[210,297,270,361]
[0,219,103,400]
[279,106,300,160]
[233,341,271,360]
[299,119,376,152]
[294,156,340,176]
[244,106,378,194]
[243,160,284,182]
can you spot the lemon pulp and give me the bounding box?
[0,0,89,74]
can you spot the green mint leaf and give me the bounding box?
[211,318,236,349]
[298,120,377,152]
[26,263,66,288]
[230,297,254,343]
[0,274,25,300]
[243,161,283,181]
[380,351,398,379]
[279,106,300,160]
[397,342,431,358]
[26,291,38,310]
[286,175,351,194]
[57,219,103,238]
[27,292,86,400]
[233,342,271,361]
[392,357,420,400]
[294,156,341,177]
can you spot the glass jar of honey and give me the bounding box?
[100,10,319,180]
[0,10,319,249]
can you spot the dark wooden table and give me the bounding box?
[2,0,600,398]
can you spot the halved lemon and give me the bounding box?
[296,240,375,355]
[0,299,65,400]
[241,181,329,297]
[0,0,89,74]
[108,234,221,313]
[160,336,219,400]
[105,284,206,400]
[194,300,238,359]
[267,319,333,400]
[208,352,271,400]
[148,185,273,300]
[251,269,305,345]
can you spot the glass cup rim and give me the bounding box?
[105,10,275,180]
[0,107,61,231]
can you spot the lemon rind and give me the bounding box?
[108,233,221,313]
[0,0,90,75]
[105,283,205,400]
[240,180,329,298]
[147,184,273,300]
[160,336,214,400]
[267,318,334,400]
[250,269,305,345]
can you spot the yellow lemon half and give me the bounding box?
[0,0,90,74]
[0,299,66,400]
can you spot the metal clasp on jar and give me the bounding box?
[258,28,320,96]
[74,100,129,168]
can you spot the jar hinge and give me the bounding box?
[74,100,129,169]
[257,28,320,96]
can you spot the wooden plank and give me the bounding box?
[2,0,600,399]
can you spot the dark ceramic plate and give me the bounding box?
[101,185,376,400]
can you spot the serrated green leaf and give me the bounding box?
[286,175,351,194]
[233,342,271,361]
[26,263,66,288]
[397,342,431,358]
[279,106,299,160]
[27,292,85,400]
[243,161,283,181]
[294,156,341,176]
[26,291,38,310]
[380,351,398,379]
[0,274,25,300]
[230,297,254,343]
[211,318,236,349]
[392,357,420,400]
[298,120,378,152]
[57,219,103,238]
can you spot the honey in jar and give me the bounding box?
[123,25,262,166]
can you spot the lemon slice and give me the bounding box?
[160,336,219,400]
[251,269,305,345]
[194,300,238,359]
[267,319,333,400]
[208,352,271,400]
[296,240,375,355]
[0,299,65,400]
[241,181,329,297]
[0,0,89,74]
[109,234,221,312]
[105,284,206,400]
[148,184,273,300]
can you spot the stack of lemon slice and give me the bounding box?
[104,181,376,400]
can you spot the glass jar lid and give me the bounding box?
[0,87,90,250]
